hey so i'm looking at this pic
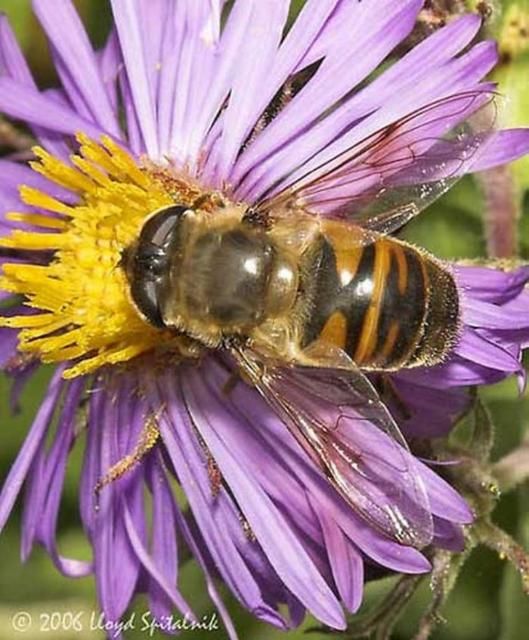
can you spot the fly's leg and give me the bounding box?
[95,410,162,495]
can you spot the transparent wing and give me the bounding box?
[230,342,433,548]
[255,89,497,234]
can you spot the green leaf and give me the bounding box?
[0,0,33,48]
[494,56,529,192]
[471,397,496,463]
[74,0,112,48]
[288,0,307,21]
[492,4,529,190]
[403,177,486,260]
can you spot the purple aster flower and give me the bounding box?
[0,1,529,637]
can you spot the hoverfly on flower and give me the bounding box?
[1,1,529,637]
[119,89,496,548]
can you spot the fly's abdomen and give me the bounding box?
[300,223,459,370]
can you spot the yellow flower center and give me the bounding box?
[0,134,203,379]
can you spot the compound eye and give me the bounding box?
[122,204,189,328]
[129,277,165,327]
[138,205,190,249]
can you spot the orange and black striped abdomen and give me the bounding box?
[299,224,459,370]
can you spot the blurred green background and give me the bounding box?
[1,1,529,639]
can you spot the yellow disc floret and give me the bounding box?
[0,134,197,378]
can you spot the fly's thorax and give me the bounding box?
[123,203,300,344]
[163,224,299,335]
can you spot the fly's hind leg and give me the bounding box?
[375,375,413,422]
[222,370,242,396]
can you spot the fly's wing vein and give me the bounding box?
[230,343,434,548]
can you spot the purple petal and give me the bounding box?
[110,0,160,158]
[327,500,432,574]
[97,30,121,112]
[79,377,102,537]
[0,15,33,84]
[463,298,529,330]
[0,77,106,140]
[135,0,168,113]
[418,463,474,524]
[191,0,339,171]
[455,265,529,303]
[473,129,529,171]
[171,501,239,640]
[0,327,19,367]
[92,378,142,620]
[390,377,471,438]
[167,2,223,164]
[156,378,311,630]
[455,327,522,373]
[210,0,291,180]
[21,377,81,557]
[0,366,65,531]
[6,360,40,414]
[33,0,120,137]
[145,459,181,618]
[26,378,92,576]
[0,16,69,158]
[311,497,364,613]
[433,518,465,552]
[234,3,494,201]
[0,158,77,211]
[158,369,346,630]
[230,0,422,197]
[123,491,194,619]
[118,62,143,156]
